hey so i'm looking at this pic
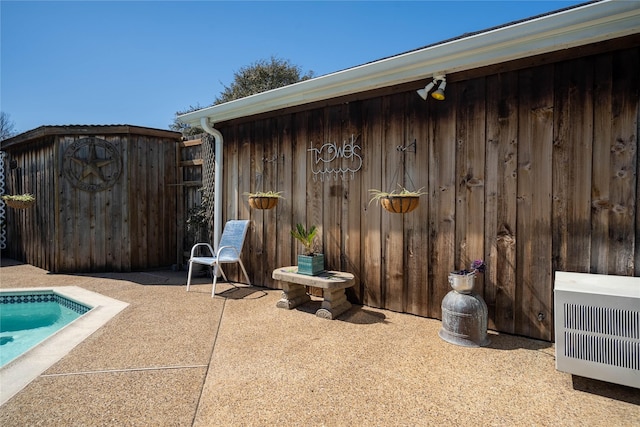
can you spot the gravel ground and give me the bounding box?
[1,260,638,426]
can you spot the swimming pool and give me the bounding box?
[1,291,92,367]
[0,287,128,405]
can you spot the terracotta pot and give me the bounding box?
[380,196,419,213]
[248,196,279,210]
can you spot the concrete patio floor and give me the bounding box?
[0,259,638,426]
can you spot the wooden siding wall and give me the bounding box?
[221,47,639,341]
[3,133,178,272]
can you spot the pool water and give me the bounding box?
[0,292,92,367]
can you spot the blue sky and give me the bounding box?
[1,0,586,134]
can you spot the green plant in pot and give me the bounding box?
[290,223,324,276]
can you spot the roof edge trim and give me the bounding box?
[179,0,640,126]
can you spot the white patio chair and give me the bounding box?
[186,219,251,297]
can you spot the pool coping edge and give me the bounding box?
[0,286,129,406]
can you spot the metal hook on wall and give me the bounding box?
[396,139,417,154]
[262,154,279,163]
[387,139,418,193]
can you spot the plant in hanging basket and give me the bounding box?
[368,187,426,214]
[1,193,36,209]
[244,191,284,210]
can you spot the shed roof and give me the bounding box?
[178,0,640,128]
[1,125,182,150]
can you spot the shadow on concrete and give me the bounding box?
[571,376,640,405]
[485,332,552,351]
[290,299,388,325]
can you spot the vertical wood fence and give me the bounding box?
[218,46,639,341]
[1,126,181,272]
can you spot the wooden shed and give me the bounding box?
[1,125,181,272]
[179,1,640,341]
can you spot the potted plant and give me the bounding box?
[448,259,485,294]
[1,193,36,209]
[290,223,324,276]
[244,191,284,210]
[368,186,426,214]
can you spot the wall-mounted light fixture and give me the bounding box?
[417,74,446,101]
[417,80,436,100]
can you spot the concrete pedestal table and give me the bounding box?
[272,267,355,320]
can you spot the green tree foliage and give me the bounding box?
[214,56,314,104]
[172,56,313,135]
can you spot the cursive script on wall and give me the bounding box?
[308,134,362,181]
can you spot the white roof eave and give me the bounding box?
[179,0,640,127]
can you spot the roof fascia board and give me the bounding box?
[1,125,181,150]
[179,1,640,126]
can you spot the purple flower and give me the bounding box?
[471,259,485,273]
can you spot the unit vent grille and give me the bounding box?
[564,303,640,338]
[563,302,639,370]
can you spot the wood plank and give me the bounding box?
[250,120,266,285]
[59,137,75,271]
[404,88,430,316]
[163,136,178,267]
[552,57,593,274]
[235,123,254,282]
[92,154,105,271]
[179,138,202,148]
[609,49,638,276]
[24,150,34,266]
[306,108,324,257]
[147,137,161,268]
[381,93,406,313]
[117,136,129,271]
[291,111,309,271]
[485,72,518,333]
[360,97,383,308]
[591,54,612,274]
[263,118,279,287]
[276,114,294,283]
[225,126,239,221]
[428,86,457,319]
[222,126,239,280]
[343,101,364,304]
[75,168,91,272]
[516,65,554,340]
[137,137,149,270]
[53,138,62,271]
[175,140,185,268]
[322,105,343,273]
[237,124,253,272]
[179,159,203,167]
[455,77,486,294]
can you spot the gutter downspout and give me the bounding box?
[200,117,223,252]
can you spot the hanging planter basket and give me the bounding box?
[380,195,420,214]
[2,194,36,210]
[369,187,425,214]
[368,139,425,214]
[248,196,279,210]
[245,191,283,210]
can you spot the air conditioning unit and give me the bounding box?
[554,271,639,388]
